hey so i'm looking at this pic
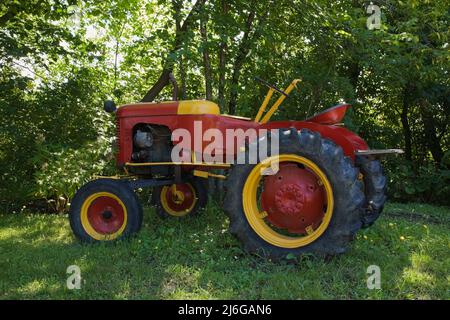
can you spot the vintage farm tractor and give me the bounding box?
[69,76,402,259]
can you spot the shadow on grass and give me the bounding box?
[0,202,448,299]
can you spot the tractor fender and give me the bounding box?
[259,121,368,161]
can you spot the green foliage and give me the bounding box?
[32,137,116,212]
[385,160,450,205]
[0,64,113,211]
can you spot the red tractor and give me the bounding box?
[69,77,402,259]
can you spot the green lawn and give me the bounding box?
[0,202,449,299]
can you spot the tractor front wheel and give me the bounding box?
[224,129,365,260]
[152,178,207,218]
[69,179,143,242]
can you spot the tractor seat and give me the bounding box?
[306,104,351,125]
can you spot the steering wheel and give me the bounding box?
[254,77,289,97]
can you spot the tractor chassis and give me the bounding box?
[124,178,176,190]
[96,162,226,191]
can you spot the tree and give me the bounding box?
[227,1,271,114]
[141,0,204,102]
[199,0,212,100]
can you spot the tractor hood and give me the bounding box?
[116,100,220,118]
[306,104,350,125]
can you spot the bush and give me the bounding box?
[32,136,116,213]
[0,68,115,213]
[384,158,450,206]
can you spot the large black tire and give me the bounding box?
[355,156,387,228]
[69,179,143,243]
[152,178,208,219]
[224,128,365,260]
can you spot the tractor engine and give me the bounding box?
[131,124,172,163]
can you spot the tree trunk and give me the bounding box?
[227,5,270,114]
[227,11,256,114]
[347,61,360,103]
[141,0,203,102]
[420,100,444,165]
[217,0,228,110]
[141,69,172,102]
[175,0,186,100]
[401,88,413,162]
[179,56,187,100]
[200,12,212,100]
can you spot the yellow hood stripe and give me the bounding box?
[178,100,220,115]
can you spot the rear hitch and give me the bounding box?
[355,149,404,160]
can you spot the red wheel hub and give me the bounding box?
[163,183,196,212]
[261,163,327,234]
[87,196,125,234]
[275,184,305,215]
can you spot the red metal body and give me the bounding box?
[108,100,372,238]
[115,103,368,167]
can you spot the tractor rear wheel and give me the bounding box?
[224,128,365,260]
[152,178,207,218]
[69,179,143,242]
[356,156,387,228]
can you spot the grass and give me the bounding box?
[0,201,449,299]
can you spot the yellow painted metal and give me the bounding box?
[242,154,334,248]
[173,190,185,204]
[160,183,197,217]
[259,79,302,124]
[125,162,231,168]
[193,170,209,179]
[193,169,227,180]
[93,175,134,180]
[80,192,128,241]
[254,88,275,122]
[178,100,220,115]
[258,211,268,219]
[209,172,227,180]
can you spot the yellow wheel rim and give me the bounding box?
[160,183,197,217]
[80,192,128,240]
[242,154,334,248]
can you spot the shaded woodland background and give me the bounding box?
[0,0,449,213]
